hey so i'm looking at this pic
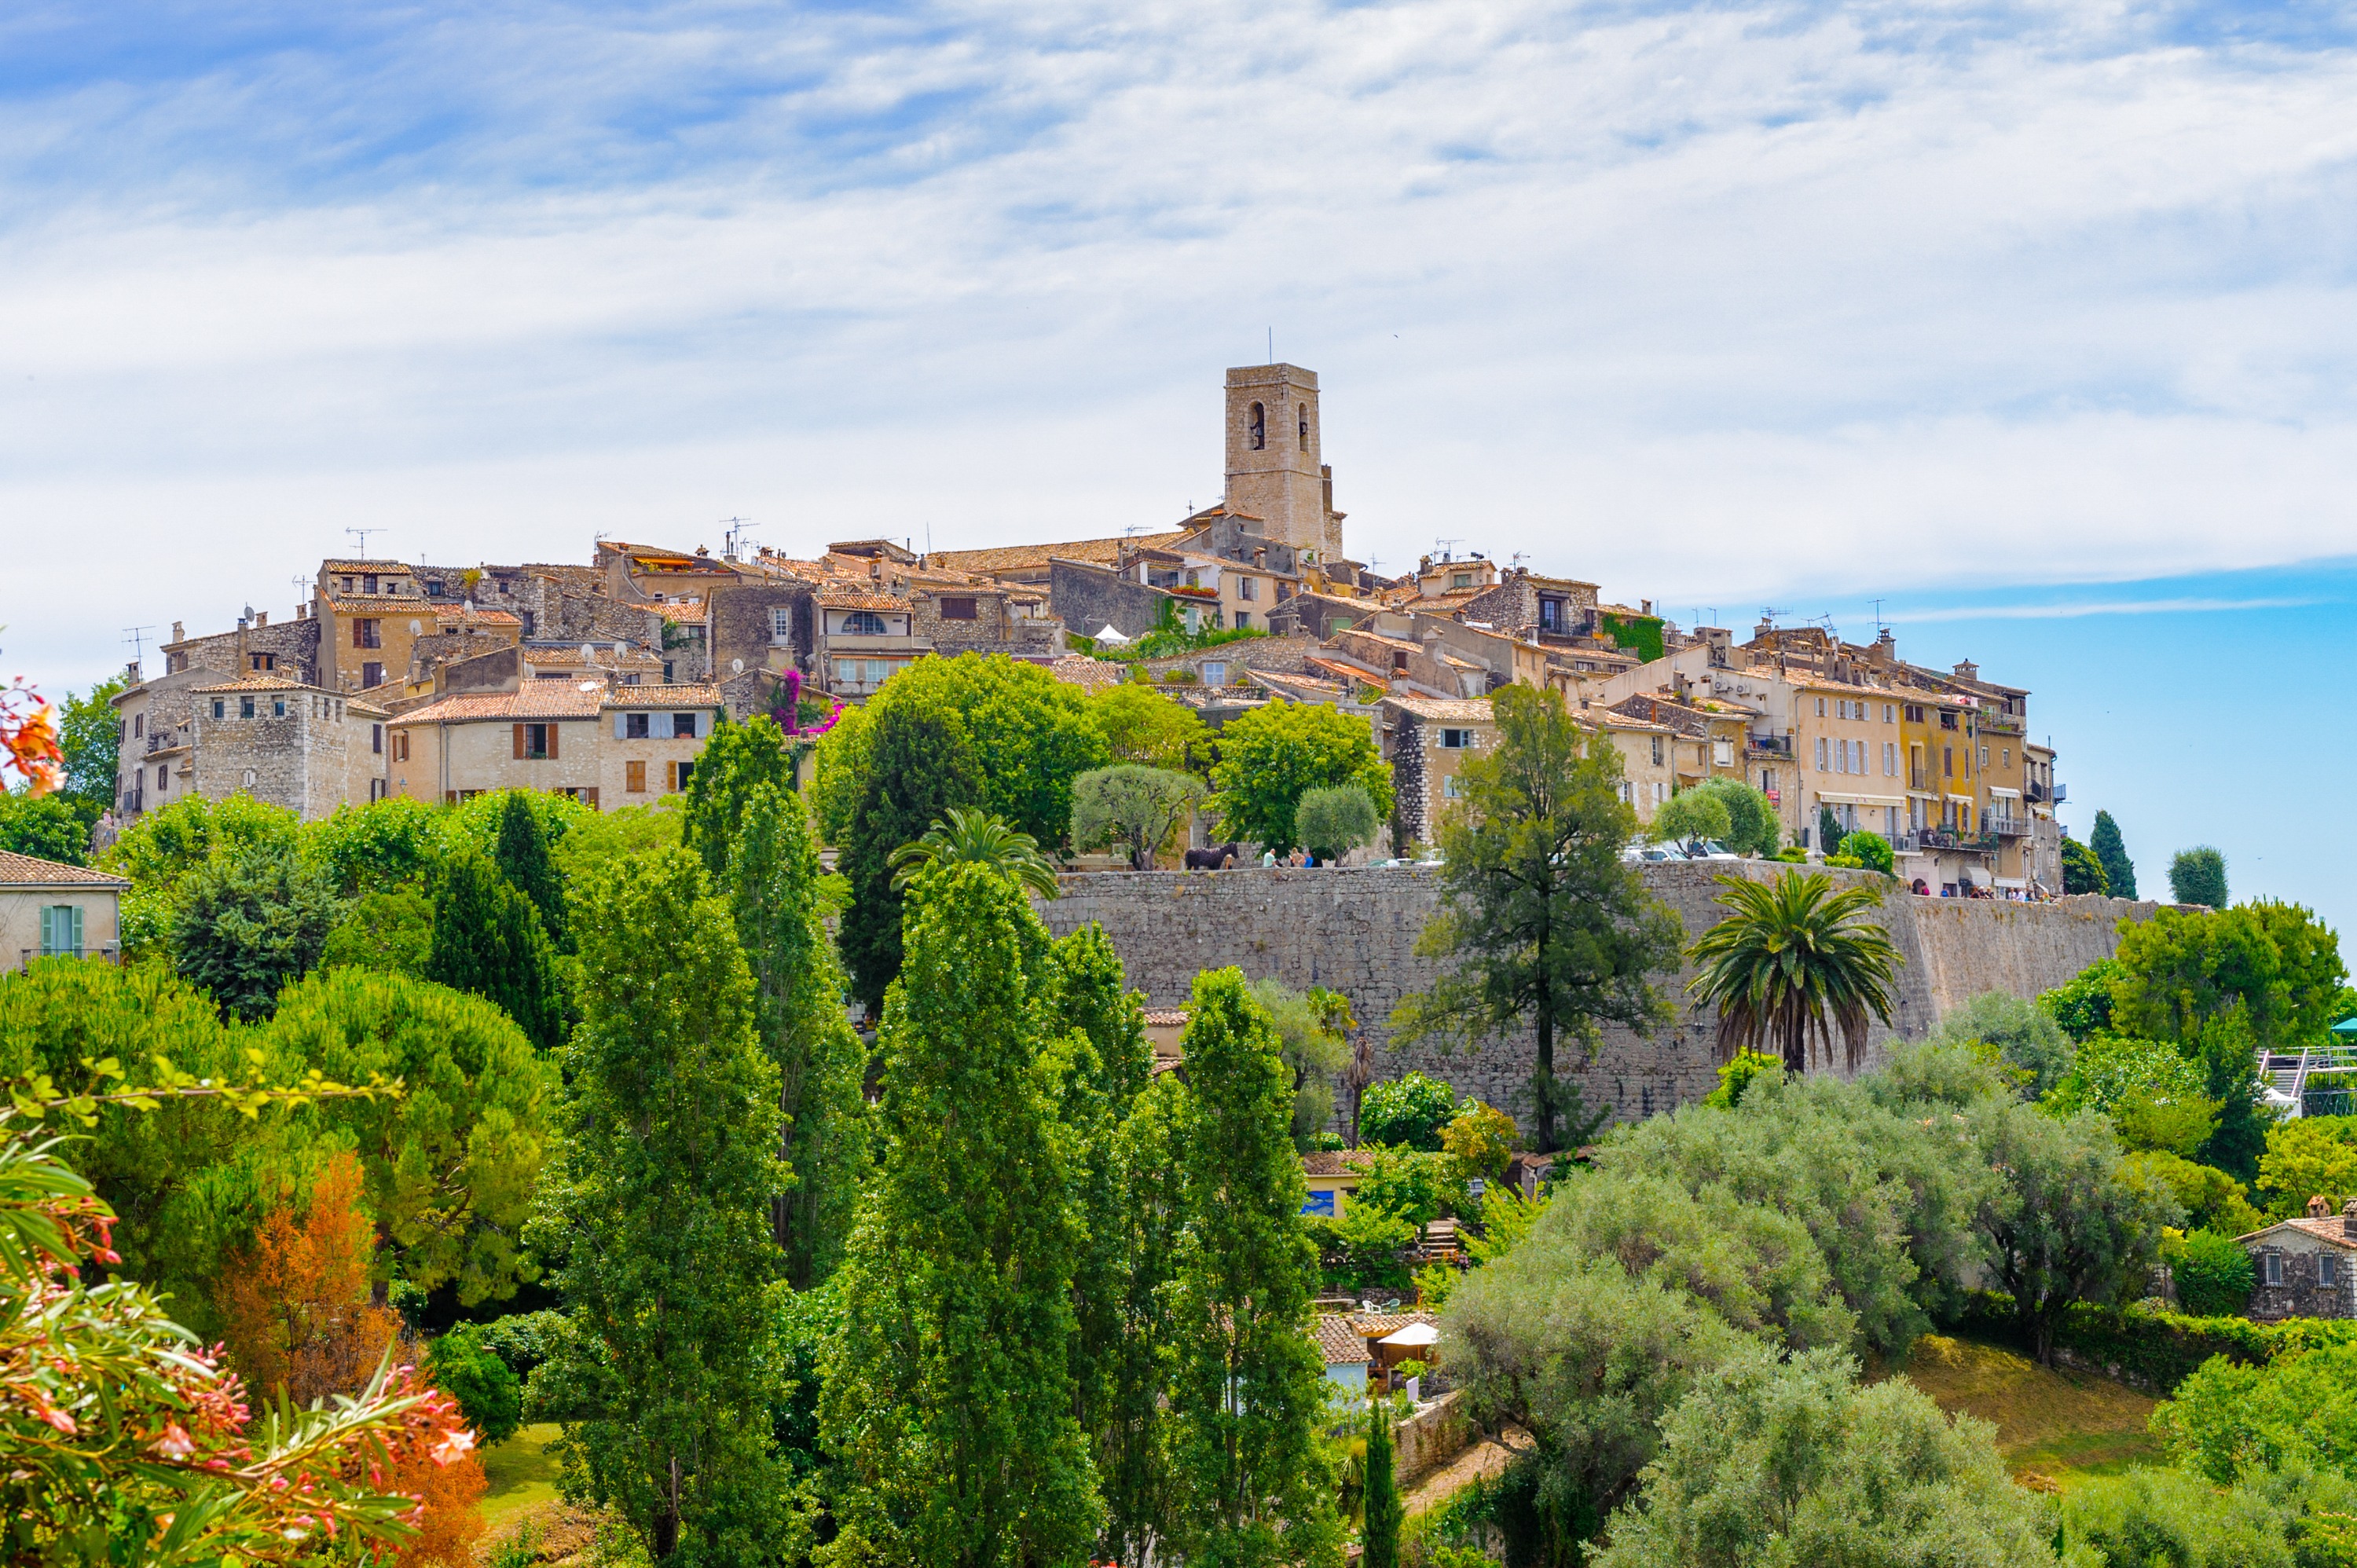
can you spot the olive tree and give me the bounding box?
[1071,764,1204,870]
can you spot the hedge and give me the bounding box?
[1952,1290,2357,1394]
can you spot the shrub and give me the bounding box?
[2170,845,2229,908]
[428,1323,525,1446]
[1841,830,1893,874]
[2172,1229,2256,1318]
[1359,1072,1458,1152]
[1294,784,1380,862]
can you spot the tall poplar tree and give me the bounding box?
[1101,1074,1186,1565]
[491,789,568,950]
[820,862,1102,1565]
[425,846,564,1051]
[526,848,794,1563]
[684,716,794,881]
[726,781,867,1288]
[838,703,984,1013]
[2091,810,2137,900]
[1166,969,1343,1568]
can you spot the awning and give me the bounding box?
[1987,786,2021,799]
[1946,793,1976,804]
[1815,791,1905,808]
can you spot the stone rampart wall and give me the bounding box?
[1039,863,2161,1135]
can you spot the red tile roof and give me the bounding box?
[0,851,129,888]
[1312,1315,1373,1367]
[392,684,610,724]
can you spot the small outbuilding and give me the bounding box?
[2237,1196,2357,1320]
[0,850,130,973]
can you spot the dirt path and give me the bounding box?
[1402,1424,1525,1517]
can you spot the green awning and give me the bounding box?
[2337,1017,2357,1036]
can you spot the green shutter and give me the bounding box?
[70,907,84,957]
[39,906,54,957]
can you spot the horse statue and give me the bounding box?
[1183,841,1243,870]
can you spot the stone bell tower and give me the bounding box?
[1224,364,1345,564]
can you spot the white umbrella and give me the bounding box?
[1378,1323,1439,1349]
[1094,625,1131,645]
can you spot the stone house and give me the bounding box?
[0,851,130,973]
[2238,1198,2357,1320]
[114,662,389,824]
[387,683,720,808]
[1381,695,1496,852]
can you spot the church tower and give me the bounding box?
[1224,364,1345,563]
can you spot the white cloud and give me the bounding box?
[8,0,2357,687]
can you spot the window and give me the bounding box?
[518,610,535,636]
[1905,703,1924,724]
[1237,577,1257,602]
[392,731,409,762]
[1714,739,1733,767]
[425,579,445,598]
[156,765,168,790]
[372,724,383,754]
[133,714,142,738]
[1883,704,1895,723]
[361,662,383,689]
[1650,735,1664,766]
[1298,403,1309,450]
[2003,747,2011,767]
[1836,700,1848,720]
[670,760,695,792]
[240,697,255,719]
[1249,401,1266,449]
[1943,746,1953,778]
[250,652,275,671]
[625,713,651,739]
[834,658,859,686]
[271,698,286,718]
[626,760,647,793]
[840,610,889,636]
[938,597,977,621]
[1816,697,1827,717]
[1539,599,1561,632]
[2266,1253,2283,1287]
[39,905,84,958]
[1197,661,1225,686]
[211,699,225,719]
[1852,739,1865,773]
[515,723,555,760]
[354,618,381,649]
[1442,772,1467,798]
[1451,572,1472,589]
[1816,737,1829,771]
[1940,710,1957,731]
[1234,611,1251,630]
[2326,1255,2341,1288]
[1980,746,1989,767]
[671,712,698,739]
[866,660,890,687]
[1440,728,1475,749]
[340,577,355,594]
[1884,742,1897,775]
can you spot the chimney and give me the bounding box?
[255,610,268,627]
[2310,1195,2332,1219]
[2342,1199,2357,1239]
[171,620,184,643]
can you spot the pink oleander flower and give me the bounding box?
[152,1423,196,1458]
[429,1428,476,1467]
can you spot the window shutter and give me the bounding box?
[70,907,83,954]
[513,723,525,759]
[614,713,626,740]
[547,724,559,760]
[39,906,54,956]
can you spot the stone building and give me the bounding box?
[1224,363,1345,564]
[1381,695,1496,852]
[178,672,389,819]
[387,681,720,807]
[1,851,130,973]
[2238,1199,2357,1321]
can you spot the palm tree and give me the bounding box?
[888,806,1062,900]
[1685,870,1902,1074]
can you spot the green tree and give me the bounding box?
[2091,810,2138,899]
[2062,834,2109,896]
[2171,845,2228,908]
[1816,803,1845,857]
[1691,778,1780,858]
[428,1321,524,1446]
[820,863,1102,1566]
[1650,789,1730,848]
[171,838,342,1021]
[888,804,1061,899]
[1069,764,1204,871]
[1249,979,1354,1149]
[1391,686,1679,1151]
[837,702,984,1014]
[0,790,93,864]
[2170,1229,2256,1317]
[1294,783,1380,863]
[1361,1399,1402,1568]
[1685,871,1901,1075]
[266,966,555,1306]
[1589,1346,2054,1568]
[1358,1072,1458,1152]
[492,789,569,951]
[1208,700,1391,856]
[2124,1149,2266,1236]
[1969,1098,2178,1364]
[2111,903,2347,1053]
[1930,991,2074,1099]
[2256,1116,2357,1218]
[320,886,434,976]
[1101,1072,1188,1561]
[2046,1035,2219,1156]
[100,792,302,960]
[2042,958,2121,1042]
[2060,1462,2341,1568]
[806,701,872,846]
[682,715,794,881]
[1839,830,1893,875]
[2156,1338,2357,1487]
[1163,969,1341,1567]
[57,674,127,826]
[724,781,866,1288]
[424,846,564,1051]
[1088,682,1211,774]
[526,848,794,1563]
[309,797,445,896]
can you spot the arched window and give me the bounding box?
[1249,402,1266,450]
[1298,404,1309,450]
[841,610,889,636]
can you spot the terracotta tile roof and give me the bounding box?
[1336,629,1426,654]
[0,851,130,888]
[929,530,1189,575]
[392,684,610,724]
[191,671,315,693]
[1301,1151,1375,1178]
[818,589,911,611]
[1382,694,1494,723]
[1305,655,1383,687]
[1248,669,1352,702]
[1312,1315,1373,1367]
[322,595,435,613]
[1048,656,1130,693]
[1595,713,1675,735]
[604,685,723,707]
[2242,1217,2357,1251]
[1142,1008,1190,1028]
[1351,1311,1439,1338]
[318,558,412,571]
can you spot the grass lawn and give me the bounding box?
[1895,1334,2161,1489]
[480,1422,563,1530]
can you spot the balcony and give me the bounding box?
[1986,813,2033,838]
[1746,735,1793,758]
[2025,781,2049,805]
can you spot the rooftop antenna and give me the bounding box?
[1432,537,1462,562]
[1758,605,1784,626]
[345,526,382,559]
[122,625,155,671]
[1267,328,1274,365]
[1871,598,1887,632]
[719,516,755,561]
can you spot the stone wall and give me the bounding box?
[1050,559,1171,641]
[1039,863,2161,1138]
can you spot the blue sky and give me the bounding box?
[3,0,2353,926]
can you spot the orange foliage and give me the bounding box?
[379,1432,488,1566]
[0,679,62,794]
[218,1151,398,1405]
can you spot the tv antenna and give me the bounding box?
[1267,328,1274,365]
[1871,598,1887,631]
[122,625,155,670]
[345,526,383,559]
[1432,537,1463,562]
[719,516,756,561]
[1510,551,1529,570]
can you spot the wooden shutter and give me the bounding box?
[547,724,559,760]
[39,906,55,957]
[69,907,83,954]
[614,713,626,739]
[513,723,525,759]
[583,787,599,810]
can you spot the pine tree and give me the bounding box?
[491,789,569,950]
[1361,1397,1402,1568]
[725,781,866,1288]
[2091,811,2138,900]
[838,703,984,1013]
[1166,968,1343,1568]
[425,847,564,1051]
[684,716,794,882]
[526,848,794,1563]
[820,862,1102,1565]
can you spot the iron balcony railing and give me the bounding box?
[1986,813,2033,837]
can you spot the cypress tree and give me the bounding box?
[1167,968,1343,1568]
[525,848,794,1561]
[2091,811,2137,900]
[684,715,794,882]
[838,703,984,1014]
[426,847,564,1051]
[821,862,1102,1565]
[1102,1075,1186,1563]
[1362,1398,1402,1568]
[490,789,567,951]
[724,781,866,1288]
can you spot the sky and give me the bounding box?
[2,0,2353,925]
